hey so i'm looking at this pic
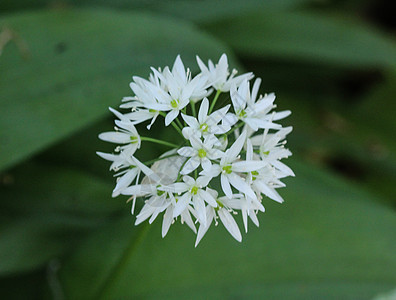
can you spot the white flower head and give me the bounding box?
[98,54,294,246]
[197,53,254,92]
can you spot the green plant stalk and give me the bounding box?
[209,89,222,114]
[140,137,179,148]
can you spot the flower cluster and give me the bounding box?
[97,54,294,246]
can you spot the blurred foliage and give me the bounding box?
[0,0,395,299]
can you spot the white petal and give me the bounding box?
[196,175,211,188]
[198,98,209,124]
[181,157,200,174]
[112,168,138,197]
[162,182,189,194]
[162,207,173,237]
[242,208,248,233]
[228,173,256,200]
[181,209,196,233]
[226,130,246,161]
[183,175,196,186]
[193,196,207,226]
[272,110,291,121]
[256,181,284,203]
[198,189,217,207]
[173,192,191,218]
[135,204,156,225]
[218,209,242,242]
[98,132,131,144]
[195,206,215,247]
[165,109,179,126]
[201,157,212,171]
[249,212,260,228]
[232,160,266,172]
[178,147,195,158]
[131,156,161,183]
[181,114,199,129]
[221,173,233,199]
[272,160,295,177]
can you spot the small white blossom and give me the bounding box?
[197,53,254,92]
[195,190,242,247]
[227,78,290,131]
[163,175,217,225]
[177,135,224,174]
[181,98,233,139]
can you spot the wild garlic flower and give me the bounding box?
[98,54,294,246]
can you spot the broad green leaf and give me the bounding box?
[204,11,396,68]
[0,8,234,172]
[58,160,396,299]
[0,162,126,275]
[1,0,307,20]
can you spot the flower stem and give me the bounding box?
[158,111,184,137]
[176,157,189,181]
[226,121,245,137]
[170,121,184,137]
[140,136,179,148]
[209,89,222,114]
[174,117,184,131]
[191,101,196,117]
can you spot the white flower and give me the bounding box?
[197,53,254,92]
[195,190,242,247]
[177,135,224,174]
[120,98,160,130]
[181,97,234,139]
[163,175,217,225]
[228,78,290,131]
[206,131,265,200]
[250,127,295,178]
[220,194,264,233]
[149,56,209,125]
[98,118,141,156]
[95,152,149,198]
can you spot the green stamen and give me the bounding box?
[222,165,232,174]
[238,109,247,118]
[216,200,224,208]
[170,99,179,109]
[200,123,209,133]
[198,148,206,158]
[191,186,198,195]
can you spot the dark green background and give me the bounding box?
[0,0,395,299]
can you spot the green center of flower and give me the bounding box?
[130,136,139,143]
[198,148,207,158]
[191,186,199,195]
[262,150,270,156]
[251,170,259,181]
[238,109,247,118]
[170,99,179,109]
[200,123,209,133]
[222,165,232,174]
[157,189,165,197]
[216,200,224,208]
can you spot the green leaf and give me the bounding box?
[204,11,396,68]
[58,160,396,299]
[0,8,234,172]
[0,0,307,20]
[0,162,125,275]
